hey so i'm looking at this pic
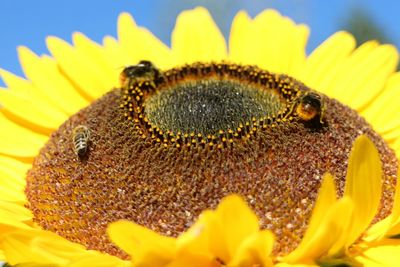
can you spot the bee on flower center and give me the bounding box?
[119,60,162,89]
[294,92,325,124]
[72,125,90,159]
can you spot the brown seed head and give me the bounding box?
[25,62,398,259]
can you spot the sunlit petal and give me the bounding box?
[107,220,176,264]
[342,135,382,247]
[300,31,356,95]
[283,174,353,263]
[172,7,227,64]
[118,12,173,69]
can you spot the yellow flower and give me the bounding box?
[0,6,400,267]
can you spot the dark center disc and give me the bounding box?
[145,79,283,135]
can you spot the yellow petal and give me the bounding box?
[275,264,318,267]
[2,229,87,266]
[1,262,58,267]
[17,47,65,115]
[364,220,392,244]
[213,195,259,262]
[300,31,356,95]
[0,156,27,182]
[365,215,396,242]
[0,91,62,134]
[0,70,66,134]
[378,125,400,145]
[46,36,111,100]
[0,189,25,205]
[107,220,176,264]
[166,253,217,267]
[329,43,398,111]
[203,208,230,262]
[0,165,26,203]
[18,46,90,115]
[392,136,400,159]
[283,173,352,263]
[68,253,128,267]
[379,168,400,237]
[73,32,118,88]
[365,170,400,240]
[172,7,227,65]
[254,10,309,75]
[361,72,400,133]
[322,40,378,99]
[355,243,400,267]
[176,197,269,266]
[229,230,274,267]
[286,197,354,264]
[0,68,69,122]
[176,210,214,257]
[250,10,285,70]
[343,135,382,247]
[131,251,173,267]
[0,111,48,158]
[117,13,172,69]
[0,155,31,179]
[230,9,309,76]
[382,127,400,144]
[1,231,38,265]
[103,36,132,71]
[365,187,400,240]
[365,169,400,241]
[31,234,86,263]
[229,11,252,64]
[0,200,32,231]
[0,200,32,221]
[288,24,310,76]
[301,173,337,246]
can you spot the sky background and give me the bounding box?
[0,0,399,87]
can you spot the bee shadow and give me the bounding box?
[303,118,329,132]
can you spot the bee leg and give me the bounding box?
[283,101,297,121]
[319,103,326,124]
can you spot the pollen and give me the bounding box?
[25,62,398,259]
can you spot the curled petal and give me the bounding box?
[107,220,176,264]
[229,230,274,267]
[342,135,382,248]
[283,174,353,263]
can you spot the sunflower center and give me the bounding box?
[145,79,282,135]
[121,63,323,148]
[25,62,398,260]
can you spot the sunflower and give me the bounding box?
[1,6,400,267]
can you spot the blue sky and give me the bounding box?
[0,0,399,87]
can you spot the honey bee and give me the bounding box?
[72,125,90,159]
[120,60,162,89]
[295,92,325,124]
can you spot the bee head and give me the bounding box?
[120,60,160,88]
[296,92,324,123]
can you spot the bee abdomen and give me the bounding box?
[72,125,90,159]
[74,139,88,157]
